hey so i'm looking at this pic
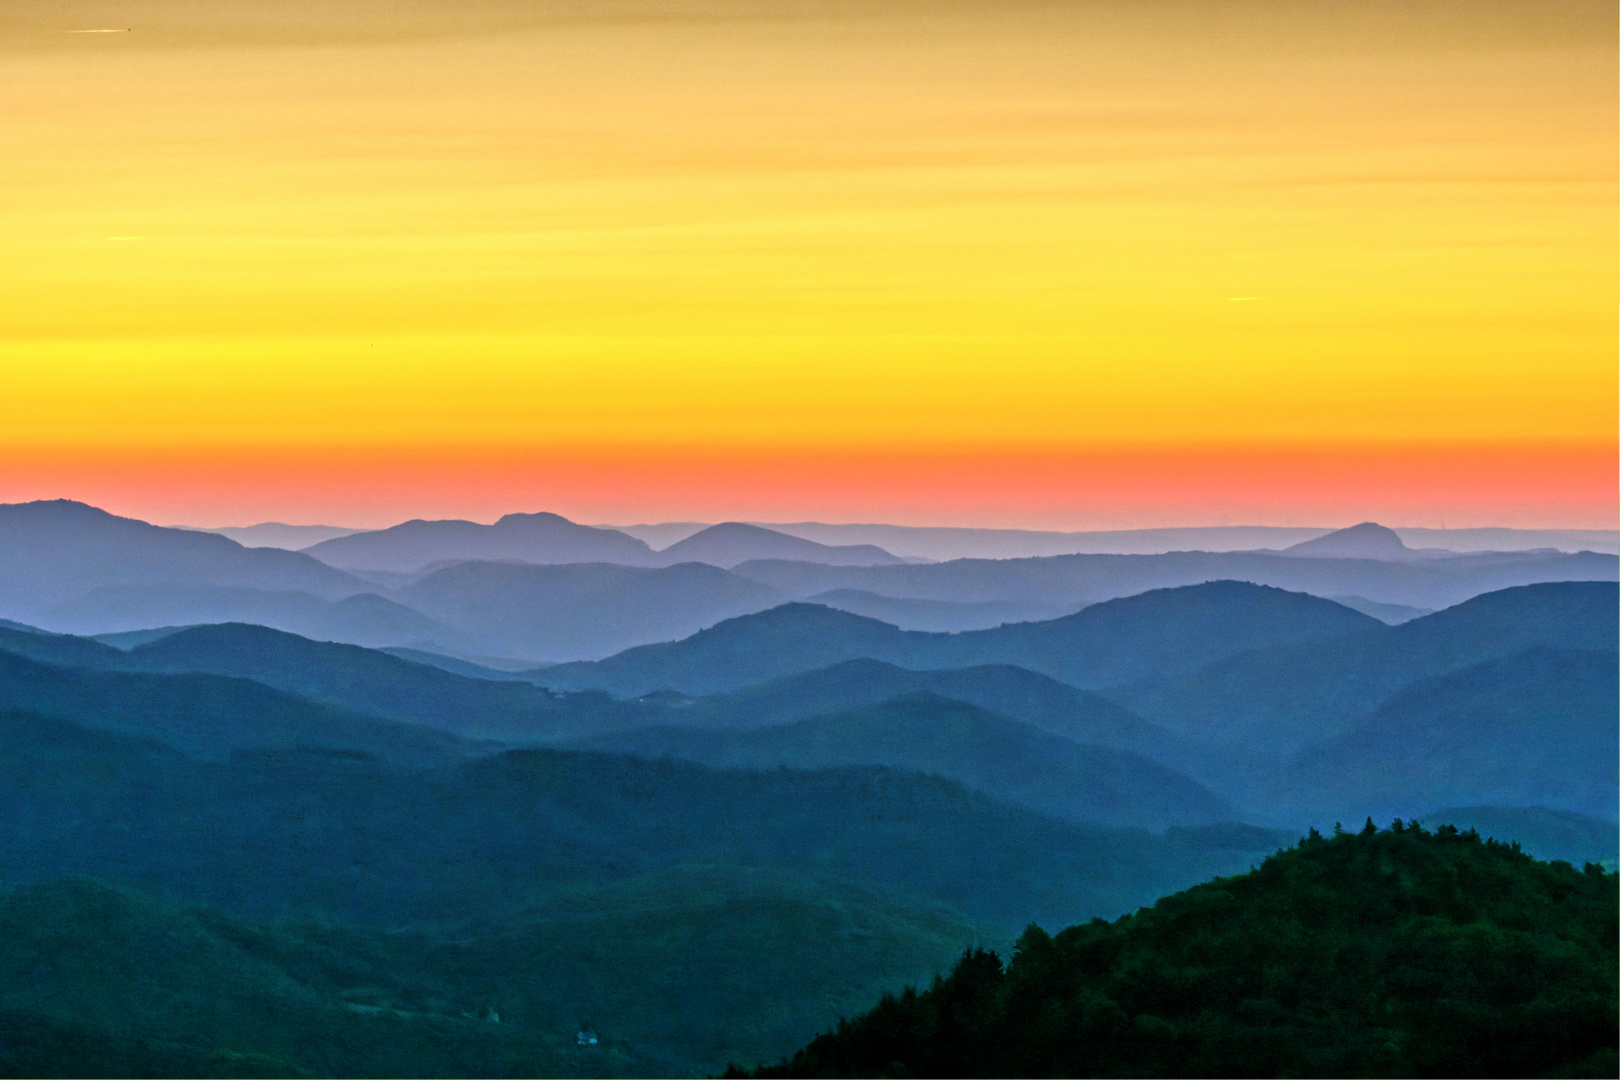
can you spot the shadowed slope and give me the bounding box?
[673,658,1176,761]
[1291,648,1618,822]
[575,692,1233,830]
[128,622,643,742]
[1118,581,1619,755]
[538,582,1379,696]
[0,651,471,765]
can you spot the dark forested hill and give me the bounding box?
[573,693,1233,830]
[740,822,1618,1079]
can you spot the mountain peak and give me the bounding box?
[302,510,655,571]
[1284,522,1408,559]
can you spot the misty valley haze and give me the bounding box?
[0,496,1613,1076]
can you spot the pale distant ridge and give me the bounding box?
[606,522,1618,560]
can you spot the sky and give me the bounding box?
[1,0,1614,529]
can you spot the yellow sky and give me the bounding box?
[0,1,1613,524]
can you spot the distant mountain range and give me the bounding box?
[301,516,906,573]
[8,572,1611,836]
[203,517,1620,558]
[655,522,1619,560]
[724,542,1615,617]
[3,502,1611,660]
[0,550,1612,1076]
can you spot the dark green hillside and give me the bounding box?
[1292,648,1617,821]
[128,622,642,742]
[575,693,1233,830]
[0,878,651,1078]
[742,823,1618,1078]
[0,869,981,1078]
[0,651,471,765]
[541,582,1377,697]
[0,709,1273,931]
[416,866,979,1074]
[677,658,1175,760]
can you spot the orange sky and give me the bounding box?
[1,1,1614,529]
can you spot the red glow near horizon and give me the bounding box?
[0,442,1612,531]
